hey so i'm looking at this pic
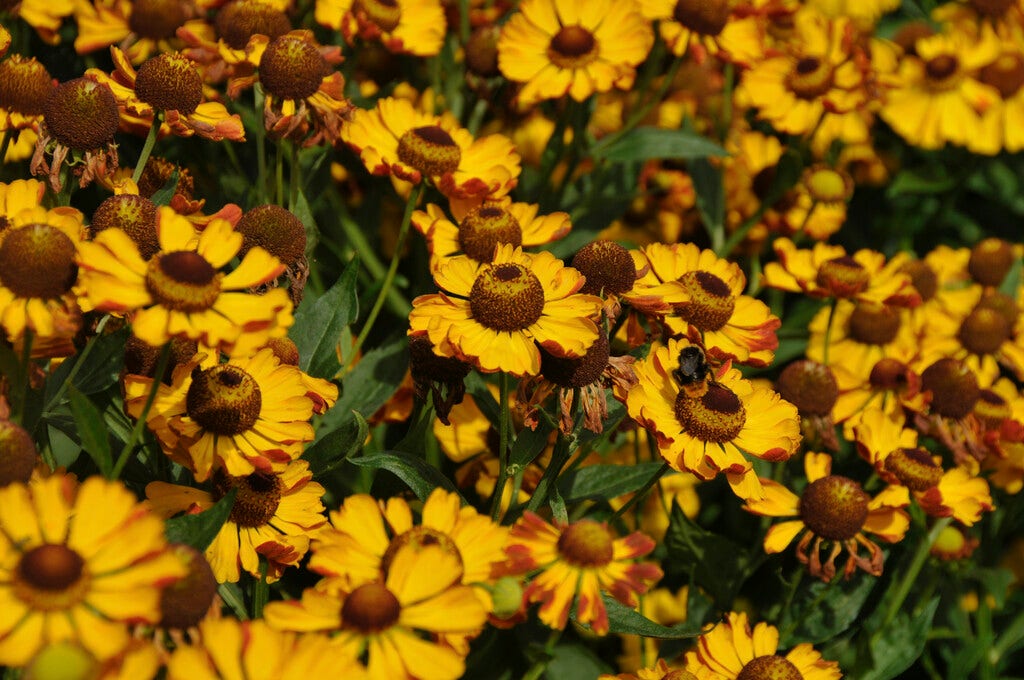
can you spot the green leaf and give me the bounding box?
[886,168,956,198]
[664,500,749,604]
[290,258,359,379]
[45,327,130,400]
[348,451,463,502]
[857,597,938,680]
[292,188,319,259]
[572,595,704,639]
[783,573,878,645]
[543,644,611,680]
[67,386,112,476]
[150,169,181,206]
[464,372,500,429]
[305,410,368,476]
[594,128,727,163]
[691,157,724,234]
[333,334,408,417]
[558,462,666,504]
[164,487,238,551]
[510,418,554,469]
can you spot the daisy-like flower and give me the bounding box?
[342,96,520,200]
[621,338,801,500]
[264,542,489,680]
[167,617,366,680]
[146,460,326,583]
[762,238,921,307]
[315,0,446,57]
[602,658,692,680]
[497,0,654,109]
[806,299,922,382]
[124,348,318,481]
[831,356,925,437]
[502,512,662,636]
[2,0,73,44]
[412,198,571,270]
[76,206,292,353]
[0,54,54,135]
[72,0,211,64]
[854,407,995,525]
[637,0,764,65]
[683,611,842,679]
[744,452,910,581]
[85,47,245,142]
[625,243,780,367]
[976,36,1024,153]
[0,474,186,666]
[0,180,85,350]
[409,243,603,377]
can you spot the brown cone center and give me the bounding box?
[673,0,731,35]
[885,448,943,492]
[816,256,868,298]
[799,475,869,541]
[213,468,282,527]
[129,0,189,39]
[556,519,614,568]
[145,250,223,313]
[0,56,53,117]
[675,271,735,331]
[736,654,803,680]
[674,382,746,443]
[397,125,462,178]
[0,224,78,299]
[186,364,263,435]
[786,56,834,99]
[847,303,900,346]
[548,26,598,69]
[259,36,327,101]
[469,262,546,332]
[458,206,523,261]
[354,0,401,32]
[342,583,401,633]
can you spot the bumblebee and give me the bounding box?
[672,345,711,398]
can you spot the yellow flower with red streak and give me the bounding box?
[621,338,801,500]
[854,407,995,525]
[342,96,520,200]
[502,512,663,636]
[762,238,921,306]
[637,0,764,65]
[806,299,921,382]
[76,206,292,353]
[408,243,603,377]
[743,452,910,582]
[315,0,446,56]
[73,0,213,63]
[0,474,187,666]
[497,0,654,109]
[624,243,780,367]
[683,611,843,679]
[412,198,571,270]
[146,460,326,583]
[264,542,488,680]
[85,47,245,142]
[124,348,319,481]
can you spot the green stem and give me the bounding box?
[252,559,269,618]
[255,86,268,204]
[490,372,512,521]
[42,315,110,417]
[991,606,1024,667]
[110,343,172,479]
[610,462,670,521]
[131,113,162,184]
[877,517,952,632]
[337,184,424,377]
[821,298,838,366]
[12,329,33,426]
[522,401,580,516]
[275,140,284,206]
[522,628,563,680]
[288,140,300,211]
[0,129,14,164]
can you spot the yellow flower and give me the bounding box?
[807,300,921,382]
[409,243,602,377]
[621,338,801,500]
[502,512,663,636]
[315,0,446,57]
[73,0,212,63]
[683,611,843,679]
[744,452,910,582]
[124,348,318,481]
[264,542,489,680]
[342,96,520,200]
[76,206,292,353]
[0,474,186,666]
[4,0,73,43]
[638,0,764,65]
[497,0,654,109]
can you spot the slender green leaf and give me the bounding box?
[691,157,724,234]
[164,488,238,551]
[290,258,359,378]
[559,462,667,504]
[664,501,749,604]
[783,573,877,645]
[67,386,112,476]
[595,128,727,163]
[572,595,705,638]
[333,334,407,416]
[348,451,463,501]
[306,410,368,476]
[150,169,181,206]
[292,188,319,258]
[510,419,554,469]
[464,372,500,429]
[858,598,939,680]
[45,326,130,400]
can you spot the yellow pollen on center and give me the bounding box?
[556,519,614,568]
[675,270,735,331]
[458,205,523,261]
[397,125,462,178]
[185,364,263,435]
[145,250,223,313]
[674,382,746,443]
[468,262,546,332]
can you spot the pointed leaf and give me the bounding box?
[594,127,727,163]
[164,487,238,551]
[348,451,463,502]
[572,595,705,638]
[68,386,112,476]
[290,258,359,378]
[306,410,368,476]
[664,500,749,604]
[558,462,666,504]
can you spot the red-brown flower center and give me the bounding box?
[884,447,943,492]
[135,52,204,115]
[458,205,523,262]
[129,0,190,39]
[541,327,609,388]
[0,223,78,299]
[736,655,802,680]
[799,475,869,541]
[674,382,746,443]
[816,256,868,298]
[573,240,636,296]
[90,195,160,260]
[211,468,282,527]
[786,56,834,99]
[44,78,119,150]
[868,358,910,391]
[675,270,736,331]
[468,262,546,331]
[237,204,306,266]
[186,365,263,435]
[397,125,462,178]
[0,55,53,117]
[259,35,327,101]
[381,526,464,578]
[159,543,218,629]
[925,54,960,86]
[920,358,979,419]
[14,544,90,611]
[0,419,38,486]
[672,0,731,36]
[145,250,223,313]
[958,306,1011,356]
[342,583,401,633]
[547,26,598,70]
[898,259,938,302]
[847,302,900,345]
[556,519,614,568]
[215,0,292,50]
[968,237,1014,287]
[776,360,837,416]
[980,52,1024,98]
[970,0,1015,17]
[354,0,401,32]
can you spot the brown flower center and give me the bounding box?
[925,54,959,86]
[980,53,1024,98]
[90,194,160,260]
[215,0,292,50]
[884,447,942,492]
[847,302,900,345]
[145,251,223,313]
[898,260,938,302]
[135,52,203,115]
[556,519,614,568]
[736,655,802,680]
[799,475,869,541]
[920,358,979,419]
[138,157,195,200]
[573,240,636,296]
[675,271,735,331]
[0,419,38,486]
[465,25,501,77]
[186,364,263,435]
[971,0,1015,17]
[468,262,546,332]
[541,327,609,388]
[354,0,401,32]
[397,125,462,178]
[44,78,119,150]
[976,291,1020,328]
[786,56,834,99]
[267,336,301,366]
[159,543,218,629]
[869,358,910,391]
[672,0,731,36]
[212,468,282,527]
[259,35,327,101]
[237,204,306,266]
[816,256,869,298]
[968,237,1014,287]
[776,360,837,416]
[458,205,523,262]
[129,0,189,39]
[674,382,746,443]
[958,306,1011,356]
[0,55,53,117]
[0,224,77,299]
[547,25,598,70]
[14,544,90,611]
[974,388,1011,428]
[342,583,401,633]
[381,526,463,578]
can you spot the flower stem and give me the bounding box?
[0,129,14,164]
[252,559,269,618]
[110,342,172,479]
[131,113,162,184]
[876,517,952,633]
[12,329,34,426]
[41,315,109,417]
[275,140,285,206]
[255,86,268,204]
[821,298,838,366]
[288,140,300,211]
[337,183,424,377]
[490,371,513,521]
[610,462,670,521]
